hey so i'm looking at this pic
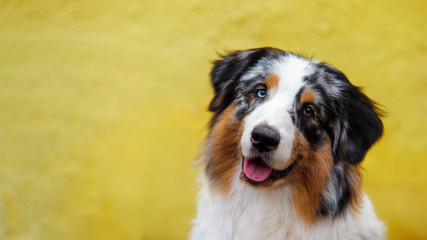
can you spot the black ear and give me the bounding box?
[208,48,283,116]
[208,50,244,113]
[331,74,384,165]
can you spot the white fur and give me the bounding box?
[241,56,314,170]
[191,171,385,240]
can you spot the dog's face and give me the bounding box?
[205,48,383,218]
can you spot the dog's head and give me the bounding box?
[205,47,383,221]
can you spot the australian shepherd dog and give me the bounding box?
[191,47,385,240]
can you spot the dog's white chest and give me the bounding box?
[191,175,385,240]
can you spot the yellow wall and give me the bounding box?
[0,1,426,239]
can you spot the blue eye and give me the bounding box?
[256,89,267,98]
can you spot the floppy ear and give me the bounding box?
[208,50,243,113]
[333,80,384,165]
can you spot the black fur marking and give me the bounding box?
[302,65,384,165]
[208,48,286,128]
[294,88,327,148]
[320,64,383,164]
[319,163,351,218]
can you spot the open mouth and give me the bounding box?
[241,157,295,186]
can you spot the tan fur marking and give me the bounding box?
[264,74,279,89]
[206,103,242,195]
[209,95,224,111]
[300,89,316,104]
[289,130,333,224]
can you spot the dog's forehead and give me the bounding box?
[241,55,315,89]
[275,56,315,93]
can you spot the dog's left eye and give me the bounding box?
[303,106,315,117]
[255,89,267,98]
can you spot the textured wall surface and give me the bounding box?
[0,0,426,239]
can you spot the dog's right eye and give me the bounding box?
[255,89,267,98]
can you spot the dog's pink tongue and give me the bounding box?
[243,158,272,182]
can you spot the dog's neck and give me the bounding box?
[195,172,301,239]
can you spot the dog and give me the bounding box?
[191,47,385,240]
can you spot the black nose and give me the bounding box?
[251,124,280,152]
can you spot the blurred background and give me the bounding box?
[0,0,426,239]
